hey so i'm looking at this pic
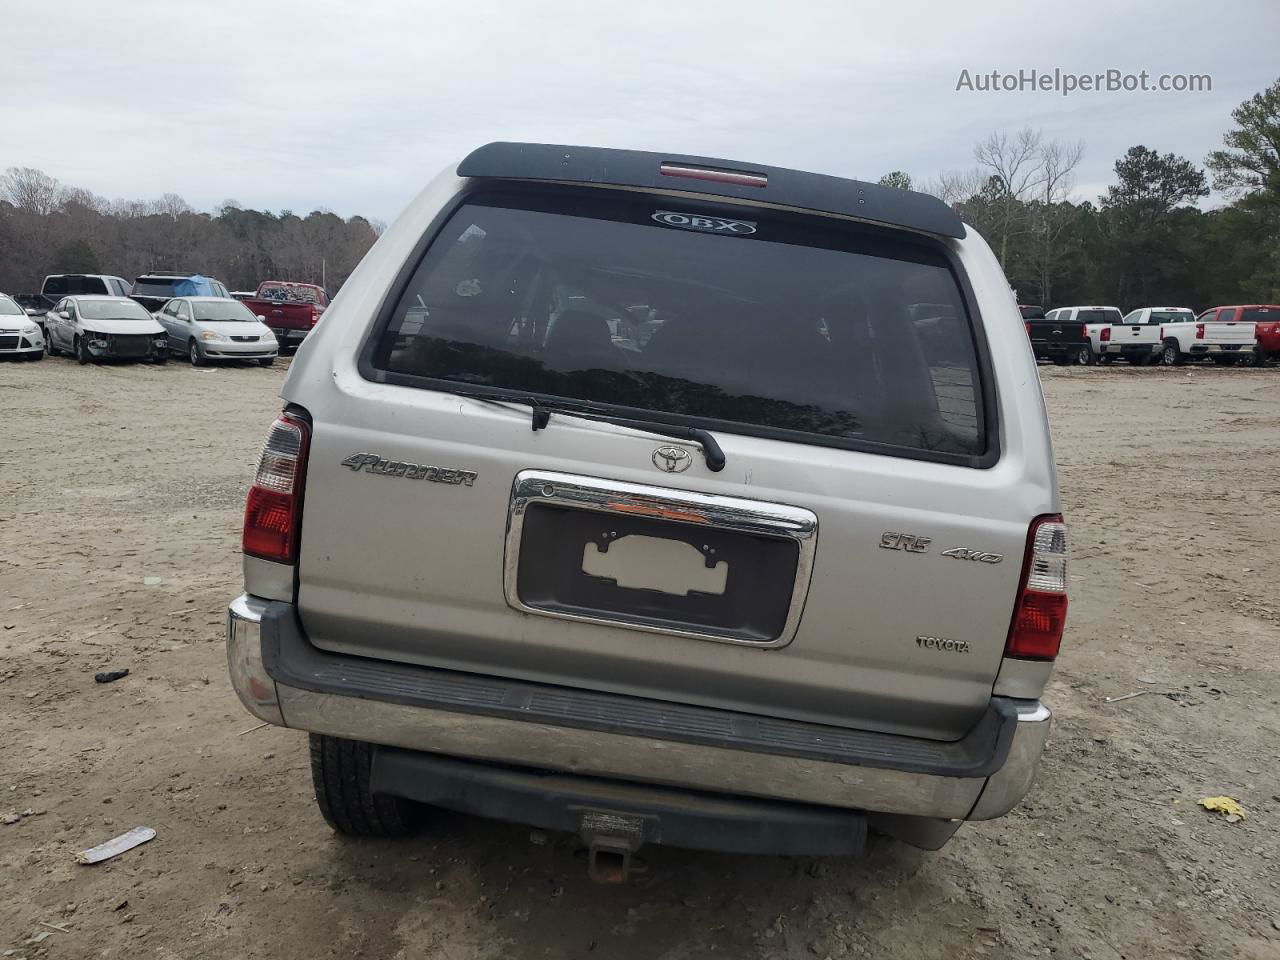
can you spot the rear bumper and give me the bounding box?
[227,594,1051,822]
[1189,343,1254,355]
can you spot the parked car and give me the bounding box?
[43,296,168,364]
[1160,307,1257,365]
[237,281,329,353]
[1026,306,1106,364]
[226,142,1065,871]
[1203,305,1280,366]
[15,274,132,330]
[154,297,278,366]
[129,274,231,314]
[0,292,45,360]
[1101,308,1166,365]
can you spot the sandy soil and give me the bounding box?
[1,354,1278,960]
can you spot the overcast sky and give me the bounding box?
[4,0,1277,222]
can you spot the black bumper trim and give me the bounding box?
[370,747,868,856]
[260,603,1016,779]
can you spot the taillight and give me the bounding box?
[1025,322,1031,336]
[1100,327,1111,342]
[1195,323,1205,339]
[1159,326,1164,339]
[242,413,310,564]
[309,306,320,326]
[1005,515,1068,661]
[1079,324,1086,339]
[658,161,768,188]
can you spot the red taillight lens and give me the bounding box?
[1025,322,1031,336]
[1006,515,1068,661]
[1100,327,1111,342]
[309,306,320,326]
[242,413,309,564]
[1195,323,1205,339]
[1159,326,1164,339]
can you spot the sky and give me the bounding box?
[3,0,1277,223]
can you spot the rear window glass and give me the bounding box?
[132,279,180,297]
[1241,308,1278,322]
[1078,309,1120,324]
[1019,305,1044,320]
[369,191,988,459]
[1151,310,1193,323]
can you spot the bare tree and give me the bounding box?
[1,167,63,215]
[1027,139,1085,304]
[973,128,1045,269]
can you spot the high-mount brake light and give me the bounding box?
[242,413,310,564]
[1005,515,1068,661]
[659,162,768,188]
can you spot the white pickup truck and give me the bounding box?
[1155,307,1257,365]
[1043,306,1153,365]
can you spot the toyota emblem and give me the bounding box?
[652,445,693,473]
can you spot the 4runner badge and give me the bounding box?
[341,453,477,486]
[651,210,757,235]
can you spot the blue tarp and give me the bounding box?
[173,275,222,297]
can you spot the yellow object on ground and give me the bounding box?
[1198,796,1247,820]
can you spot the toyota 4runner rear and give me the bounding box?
[226,143,1066,875]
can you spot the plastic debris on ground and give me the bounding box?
[76,826,157,864]
[1198,796,1247,822]
[94,668,130,684]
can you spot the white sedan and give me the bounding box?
[44,296,169,363]
[155,297,279,367]
[0,293,45,360]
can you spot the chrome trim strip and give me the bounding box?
[502,470,818,648]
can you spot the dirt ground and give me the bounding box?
[2,354,1278,960]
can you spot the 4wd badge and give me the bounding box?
[651,210,757,235]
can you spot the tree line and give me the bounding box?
[3,76,1277,308]
[0,172,382,296]
[892,77,1279,309]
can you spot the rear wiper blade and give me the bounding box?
[594,416,726,473]
[446,388,725,472]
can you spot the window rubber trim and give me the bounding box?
[355,181,1001,470]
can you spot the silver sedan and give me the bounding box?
[155,297,279,366]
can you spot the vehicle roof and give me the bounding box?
[45,273,125,279]
[67,295,139,302]
[173,296,241,302]
[457,142,967,240]
[1209,304,1280,309]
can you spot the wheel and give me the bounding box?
[1253,345,1270,367]
[76,337,92,365]
[1161,341,1184,366]
[188,339,206,367]
[258,357,275,367]
[309,735,419,837]
[1073,345,1094,366]
[45,332,59,357]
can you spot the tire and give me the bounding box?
[1074,345,1094,366]
[1161,340,1184,366]
[45,333,59,357]
[258,357,275,367]
[188,339,206,367]
[309,734,419,837]
[76,336,91,365]
[1253,345,1270,368]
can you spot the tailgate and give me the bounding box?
[1206,321,1255,344]
[248,299,312,329]
[293,188,1037,742]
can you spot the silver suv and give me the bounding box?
[227,143,1066,877]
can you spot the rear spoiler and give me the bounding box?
[457,142,966,240]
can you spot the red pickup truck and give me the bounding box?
[239,281,329,353]
[1206,305,1280,366]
